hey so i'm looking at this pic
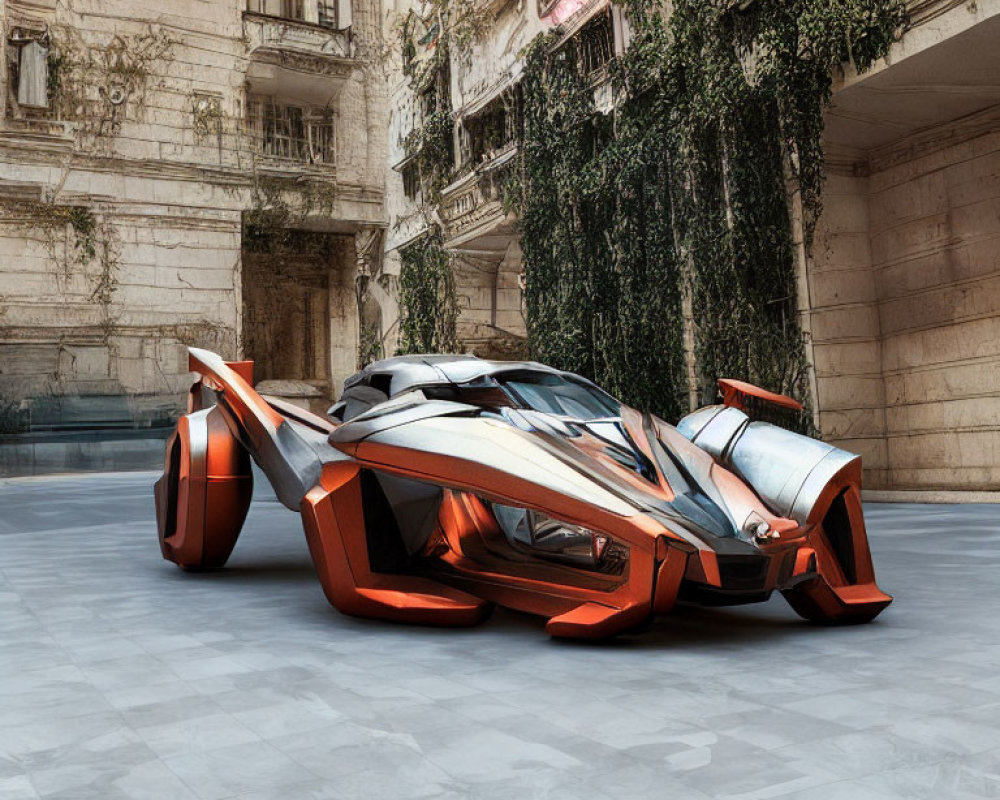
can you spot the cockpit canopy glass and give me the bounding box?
[497,371,620,420]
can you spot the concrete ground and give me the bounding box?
[0,471,998,800]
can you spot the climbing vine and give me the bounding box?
[242,175,338,253]
[0,199,121,333]
[0,25,174,353]
[0,199,101,269]
[508,0,906,426]
[404,106,455,201]
[358,320,384,368]
[47,26,176,145]
[397,228,458,354]
[88,220,121,310]
[399,16,456,204]
[394,10,463,348]
[399,1,487,81]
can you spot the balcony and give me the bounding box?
[243,0,355,105]
[440,145,517,249]
[439,84,520,248]
[546,6,625,113]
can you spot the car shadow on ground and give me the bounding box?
[164,547,841,650]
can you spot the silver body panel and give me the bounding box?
[343,353,605,397]
[356,415,639,518]
[678,406,861,524]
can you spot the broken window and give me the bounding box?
[578,9,615,75]
[246,95,336,164]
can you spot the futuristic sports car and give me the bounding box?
[154,348,892,639]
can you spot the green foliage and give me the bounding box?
[0,200,99,266]
[66,206,97,264]
[511,34,686,419]
[243,176,338,254]
[358,320,385,368]
[46,50,65,105]
[508,0,905,425]
[419,109,455,191]
[0,200,119,327]
[397,229,458,354]
[399,1,489,77]
[404,107,455,199]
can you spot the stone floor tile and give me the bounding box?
[1,473,998,799]
[162,741,318,800]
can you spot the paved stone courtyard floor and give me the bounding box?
[1,470,998,800]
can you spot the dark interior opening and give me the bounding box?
[162,435,181,540]
[368,373,393,397]
[822,490,857,584]
[360,469,413,574]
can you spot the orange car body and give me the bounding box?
[154,348,891,639]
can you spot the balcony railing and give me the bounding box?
[245,124,335,164]
[440,146,516,243]
[578,9,615,75]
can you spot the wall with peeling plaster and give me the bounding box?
[0,0,386,426]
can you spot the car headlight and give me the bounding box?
[489,502,615,570]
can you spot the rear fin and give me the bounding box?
[187,347,325,510]
[188,347,284,438]
[718,378,802,412]
[225,360,254,385]
[718,378,804,429]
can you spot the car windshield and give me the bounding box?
[498,372,620,420]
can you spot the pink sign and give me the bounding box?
[542,0,590,27]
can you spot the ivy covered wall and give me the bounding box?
[397,228,459,354]
[504,0,907,425]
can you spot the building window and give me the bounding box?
[578,9,615,76]
[246,0,351,29]
[247,0,304,20]
[318,0,351,29]
[6,29,51,119]
[246,95,336,164]
[459,87,520,170]
[402,161,421,201]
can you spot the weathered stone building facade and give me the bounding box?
[816,0,1000,494]
[0,0,385,430]
[383,0,1000,496]
[2,0,1000,495]
[380,0,613,356]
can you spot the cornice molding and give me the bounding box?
[869,102,1000,174]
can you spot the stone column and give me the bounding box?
[352,225,386,367]
[782,146,821,433]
